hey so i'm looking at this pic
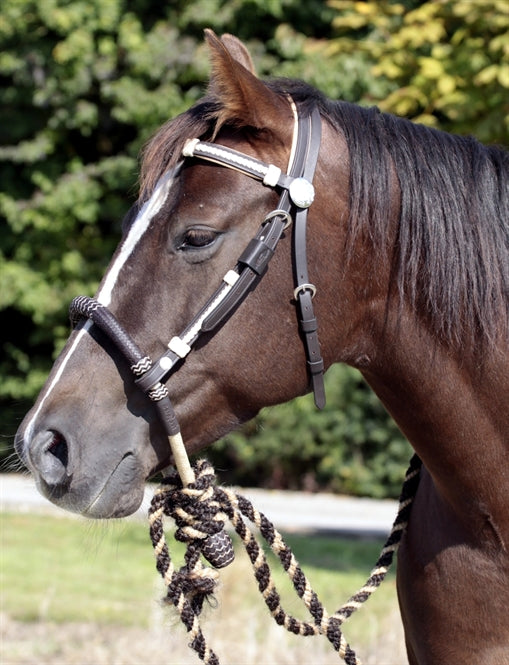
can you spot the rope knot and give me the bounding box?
[159,460,235,569]
[148,454,422,665]
[169,559,220,616]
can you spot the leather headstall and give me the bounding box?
[136,105,324,407]
[69,102,325,482]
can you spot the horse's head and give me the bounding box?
[15,31,352,518]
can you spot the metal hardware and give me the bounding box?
[294,283,317,300]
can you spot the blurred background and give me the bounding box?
[1,0,508,498]
[1,3,508,664]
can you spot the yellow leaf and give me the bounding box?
[489,33,509,56]
[397,21,446,48]
[332,14,370,30]
[419,56,444,79]
[432,43,453,59]
[475,64,499,85]
[373,60,403,79]
[498,65,509,88]
[434,91,469,116]
[405,3,440,23]
[380,86,427,117]
[413,113,438,128]
[354,1,377,16]
[437,74,456,95]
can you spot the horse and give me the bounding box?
[14,30,509,664]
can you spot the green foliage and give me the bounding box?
[327,0,509,144]
[1,0,504,496]
[0,0,205,419]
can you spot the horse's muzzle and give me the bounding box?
[15,425,146,518]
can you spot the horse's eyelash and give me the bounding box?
[180,228,218,249]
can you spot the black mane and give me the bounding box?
[141,78,509,349]
[276,79,509,348]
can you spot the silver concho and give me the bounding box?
[288,177,315,208]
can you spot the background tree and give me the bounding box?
[0,0,347,447]
[1,0,506,496]
[326,0,509,143]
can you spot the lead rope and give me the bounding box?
[148,454,422,665]
[68,297,422,662]
[69,297,422,661]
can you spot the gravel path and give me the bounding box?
[1,473,399,537]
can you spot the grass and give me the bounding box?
[1,512,407,664]
[1,513,158,625]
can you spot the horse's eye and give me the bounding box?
[179,227,219,250]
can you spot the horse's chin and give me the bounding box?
[35,453,146,519]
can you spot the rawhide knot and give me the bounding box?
[160,459,235,569]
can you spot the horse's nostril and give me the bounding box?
[47,430,69,468]
[30,428,71,487]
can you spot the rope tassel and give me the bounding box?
[148,456,422,665]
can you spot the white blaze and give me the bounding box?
[23,168,179,442]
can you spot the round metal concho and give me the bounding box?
[289,177,315,208]
[159,356,173,371]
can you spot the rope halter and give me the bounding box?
[69,102,323,566]
[148,455,422,665]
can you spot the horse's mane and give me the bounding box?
[140,79,509,349]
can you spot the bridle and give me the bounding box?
[66,104,424,660]
[69,102,324,498]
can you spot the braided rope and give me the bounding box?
[148,455,422,665]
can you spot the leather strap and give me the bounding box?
[73,104,326,410]
[134,209,289,394]
[292,108,325,408]
[137,107,325,406]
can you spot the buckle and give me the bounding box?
[293,283,317,299]
[263,208,292,230]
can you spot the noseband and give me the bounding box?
[70,104,324,522]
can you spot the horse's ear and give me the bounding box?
[213,32,257,75]
[204,29,290,132]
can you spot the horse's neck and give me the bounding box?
[361,316,509,546]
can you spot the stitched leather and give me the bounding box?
[292,108,325,408]
[71,105,326,415]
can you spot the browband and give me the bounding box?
[70,102,325,505]
[134,105,325,407]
